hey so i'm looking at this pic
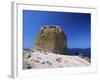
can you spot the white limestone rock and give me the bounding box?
[23,50,90,69]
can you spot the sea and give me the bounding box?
[68,48,91,58]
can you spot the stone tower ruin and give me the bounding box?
[35,25,68,55]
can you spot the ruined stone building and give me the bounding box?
[35,25,68,55]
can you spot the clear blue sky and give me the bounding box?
[23,10,91,49]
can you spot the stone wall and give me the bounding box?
[35,25,68,55]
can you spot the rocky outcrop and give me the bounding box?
[35,25,68,55]
[23,50,90,69]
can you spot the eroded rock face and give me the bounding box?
[35,25,68,55]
